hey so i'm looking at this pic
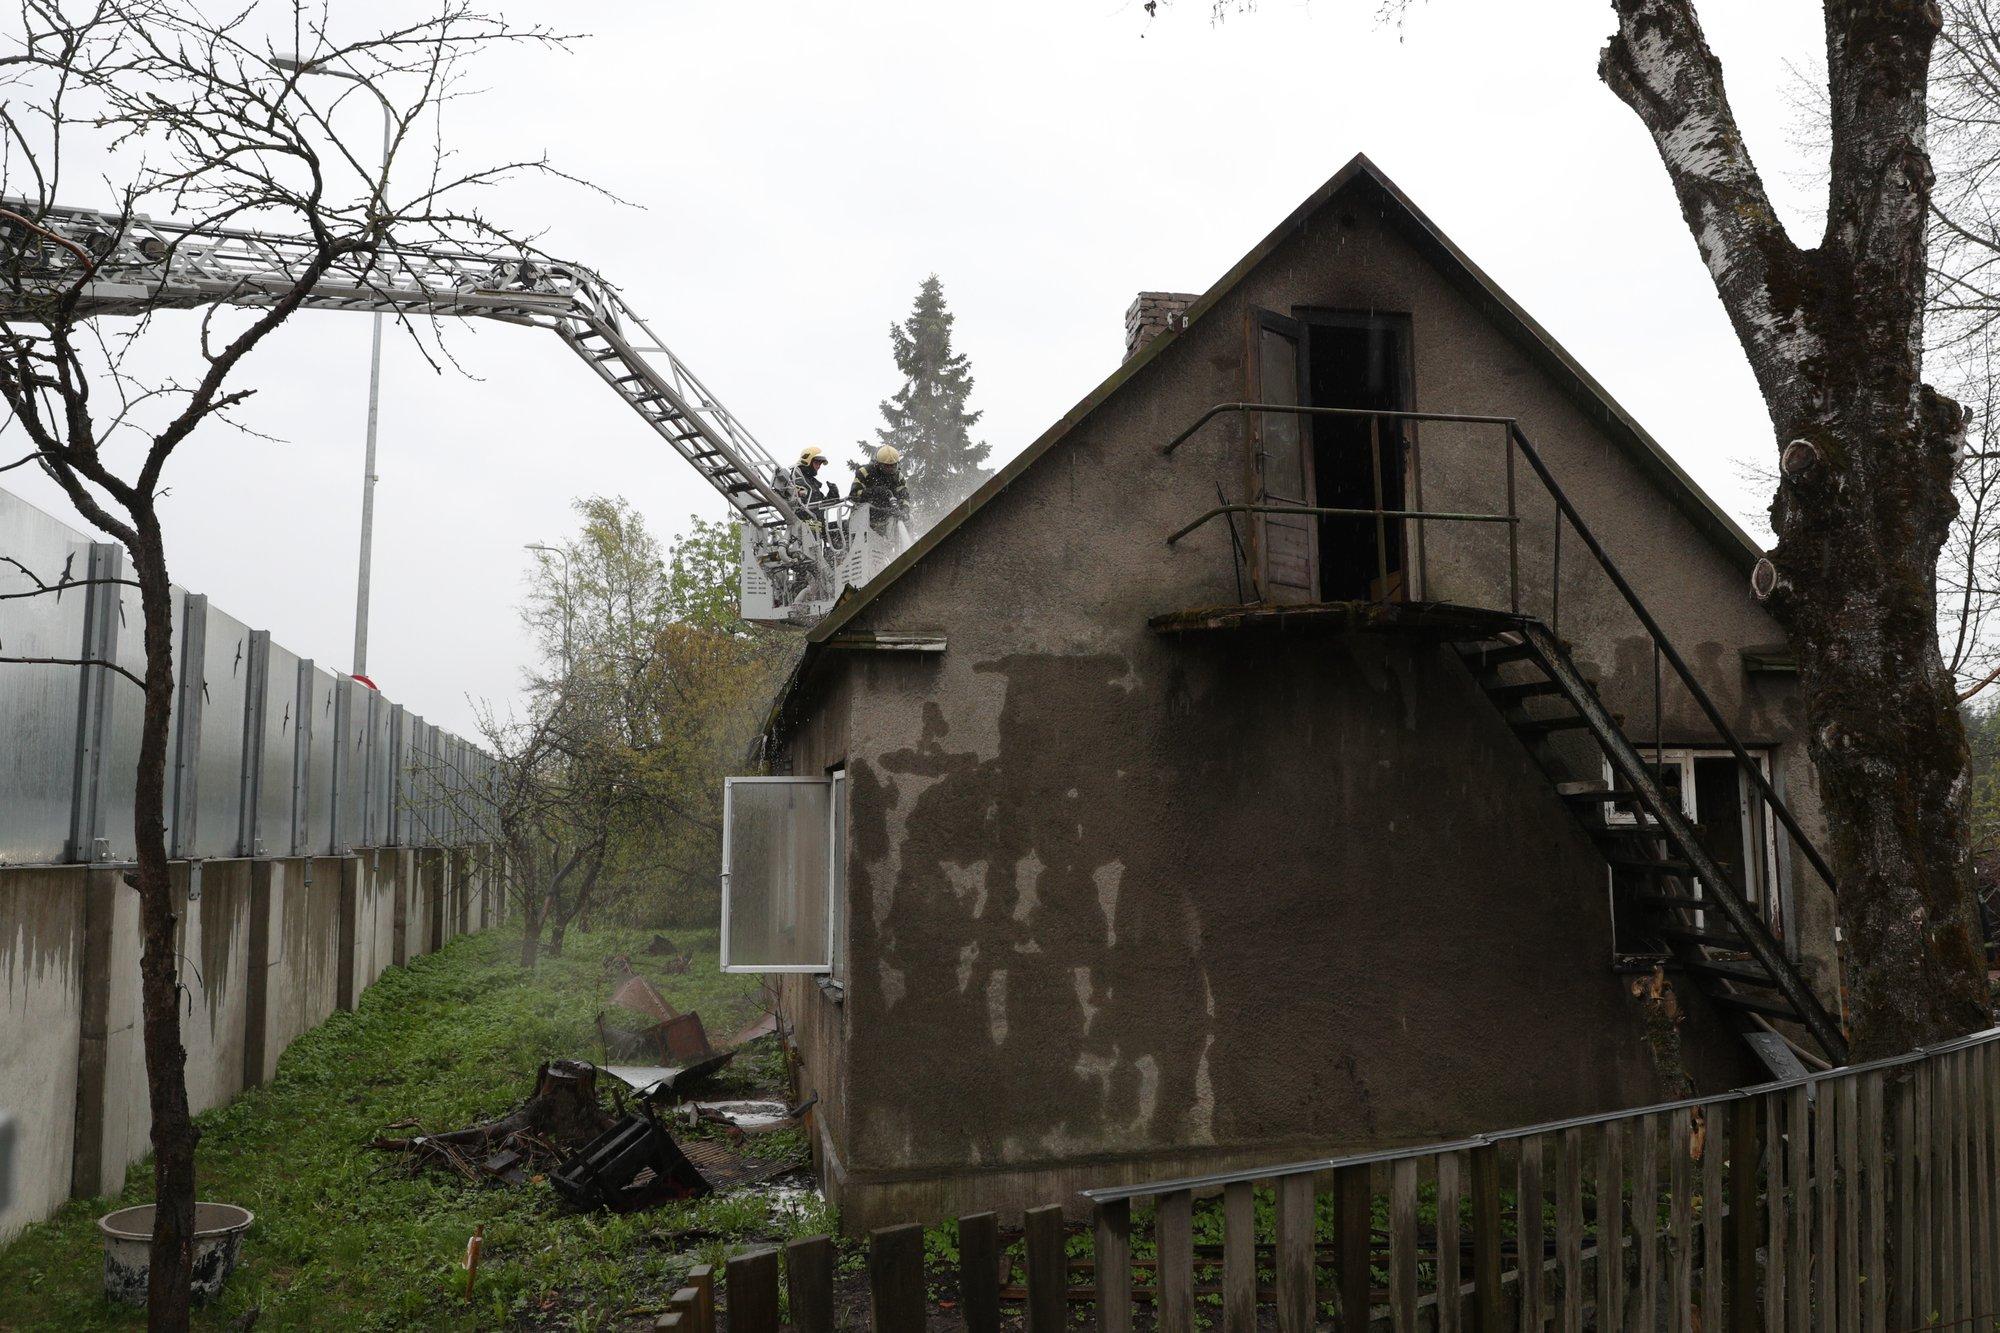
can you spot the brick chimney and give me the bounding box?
[1124,292,1197,362]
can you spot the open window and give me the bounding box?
[1602,748,1785,943]
[720,775,840,973]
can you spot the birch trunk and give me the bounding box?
[1604,0,1990,1056]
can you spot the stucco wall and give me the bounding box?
[780,174,1823,1226]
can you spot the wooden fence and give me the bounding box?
[661,1025,2000,1330]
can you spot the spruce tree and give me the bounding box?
[870,274,991,525]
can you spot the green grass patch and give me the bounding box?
[0,925,834,1331]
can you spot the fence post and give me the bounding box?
[869,1222,926,1333]
[1221,1182,1255,1332]
[724,1247,780,1333]
[958,1211,1001,1333]
[1332,1163,1371,1331]
[1727,1097,1761,1329]
[784,1235,834,1333]
[1157,1188,1195,1333]
[1094,1197,1133,1332]
[1024,1203,1068,1331]
[1471,1145,1506,1332]
[686,1263,716,1333]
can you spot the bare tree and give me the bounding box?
[0,3,580,1322]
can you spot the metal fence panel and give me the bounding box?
[306,666,338,855]
[365,690,391,846]
[98,582,184,863]
[255,641,299,857]
[0,486,496,864]
[333,676,368,852]
[190,604,253,858]
[387,704,408,845]
[0,491,90,864]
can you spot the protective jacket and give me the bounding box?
[849,462,908,523]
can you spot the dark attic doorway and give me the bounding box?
[1301,310,1414,602]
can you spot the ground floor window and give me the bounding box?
[1602,747,1786,947]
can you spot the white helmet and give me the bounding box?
[875,445,902,466]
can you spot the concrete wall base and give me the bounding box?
[0,844,501,1242]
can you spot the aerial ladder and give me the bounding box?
[0,203,904,624]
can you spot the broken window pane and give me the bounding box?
[721,777,832,972]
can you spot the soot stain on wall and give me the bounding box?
[853,652,1217,1168]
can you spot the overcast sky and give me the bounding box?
[7,0,1830,739]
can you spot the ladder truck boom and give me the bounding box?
[0,202,888,623]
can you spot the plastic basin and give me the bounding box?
[97,1202,254,1307]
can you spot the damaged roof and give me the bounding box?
[764,152,1764,742]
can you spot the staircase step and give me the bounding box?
[1709,990,1803,1023]
[1592,824,1670,842]
[1655,924,1749,949]
[1684,958,1780,988]
[1512,715,1594,737]
[1610,857,1696,877]
[1635,892,1706,911]
[1460,641,1540,670]
[1561,787,1644,807]
[1486,679,1564,704]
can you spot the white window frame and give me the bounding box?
[719,775,840,974]
[1601,747,1784,932]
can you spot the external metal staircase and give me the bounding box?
[1160,402,1854,1070]
[1460,618,1849,1066]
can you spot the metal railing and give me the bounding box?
[1161,403,1839,912]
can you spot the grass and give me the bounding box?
[0,924,836,1331]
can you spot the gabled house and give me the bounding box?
[720,155,1845,1229]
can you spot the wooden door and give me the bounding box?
[1247,309,1315,604]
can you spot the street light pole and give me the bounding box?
[525,544,573,673]
[275,55,393,678]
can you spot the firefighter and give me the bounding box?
[777,445,840,511]
[849,444,910,536]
